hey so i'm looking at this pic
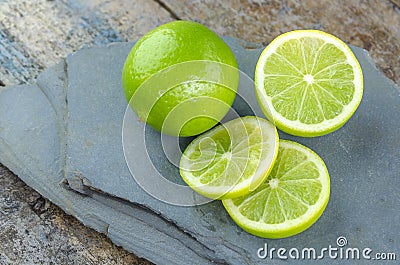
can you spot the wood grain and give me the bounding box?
[0,0,173,264]
[162,0,400,85]
[0,165,151,264]
[0,0,399,264]
[391,0,400,8]
[0,0,173,85]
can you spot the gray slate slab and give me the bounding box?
[0,63,214,265]
[0,37,399,264]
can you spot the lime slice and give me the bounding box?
[180,116,279,200]
[223,140,330,238]
[255,30,363,137]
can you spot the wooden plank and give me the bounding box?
[161,0,400,85]
[0,0,174,264]
[0,164,153,264]
[0,0,399,264]
[391,0,400,8]
[0,0,174,85]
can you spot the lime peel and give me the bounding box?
[180,116,279,200]
[122,21,239,137]
[223,140,330,239]
[255,30,363,137]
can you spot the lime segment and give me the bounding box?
[180,116,279,200]
[255,30,363,137]
[223,140,330,238]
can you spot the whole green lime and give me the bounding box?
[122,21,239,137]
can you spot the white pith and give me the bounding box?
[180,116,279,199]
[255,30,363,135]
[223,140,330,235]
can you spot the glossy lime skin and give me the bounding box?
[122,21,239,136]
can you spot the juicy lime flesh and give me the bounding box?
[232,147,321,223]
[189,123,262,185]
[256,30,363,137]
[223,140,330,238]
[264,38,355,124]
[122,21,239,136]
[180,117,278,199]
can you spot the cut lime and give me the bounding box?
[180,116,279,200]
[255,30,363,137]
[223,140,330,238]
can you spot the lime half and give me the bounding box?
[223,140,330,238]
[255,30,363,137]
[180,116,279,200]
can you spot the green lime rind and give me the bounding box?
[122,21,240,137]
[222,140,330,238]
[180,116,279,200]
[255,30,363,137]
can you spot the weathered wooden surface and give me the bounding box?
[0,165,150,264]
[0,0,174,85]
[0,0,399,264]
[163,0,400,85]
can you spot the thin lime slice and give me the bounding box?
[180,116,279,200]
[255,30,363,137]
[223,140,330,238]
